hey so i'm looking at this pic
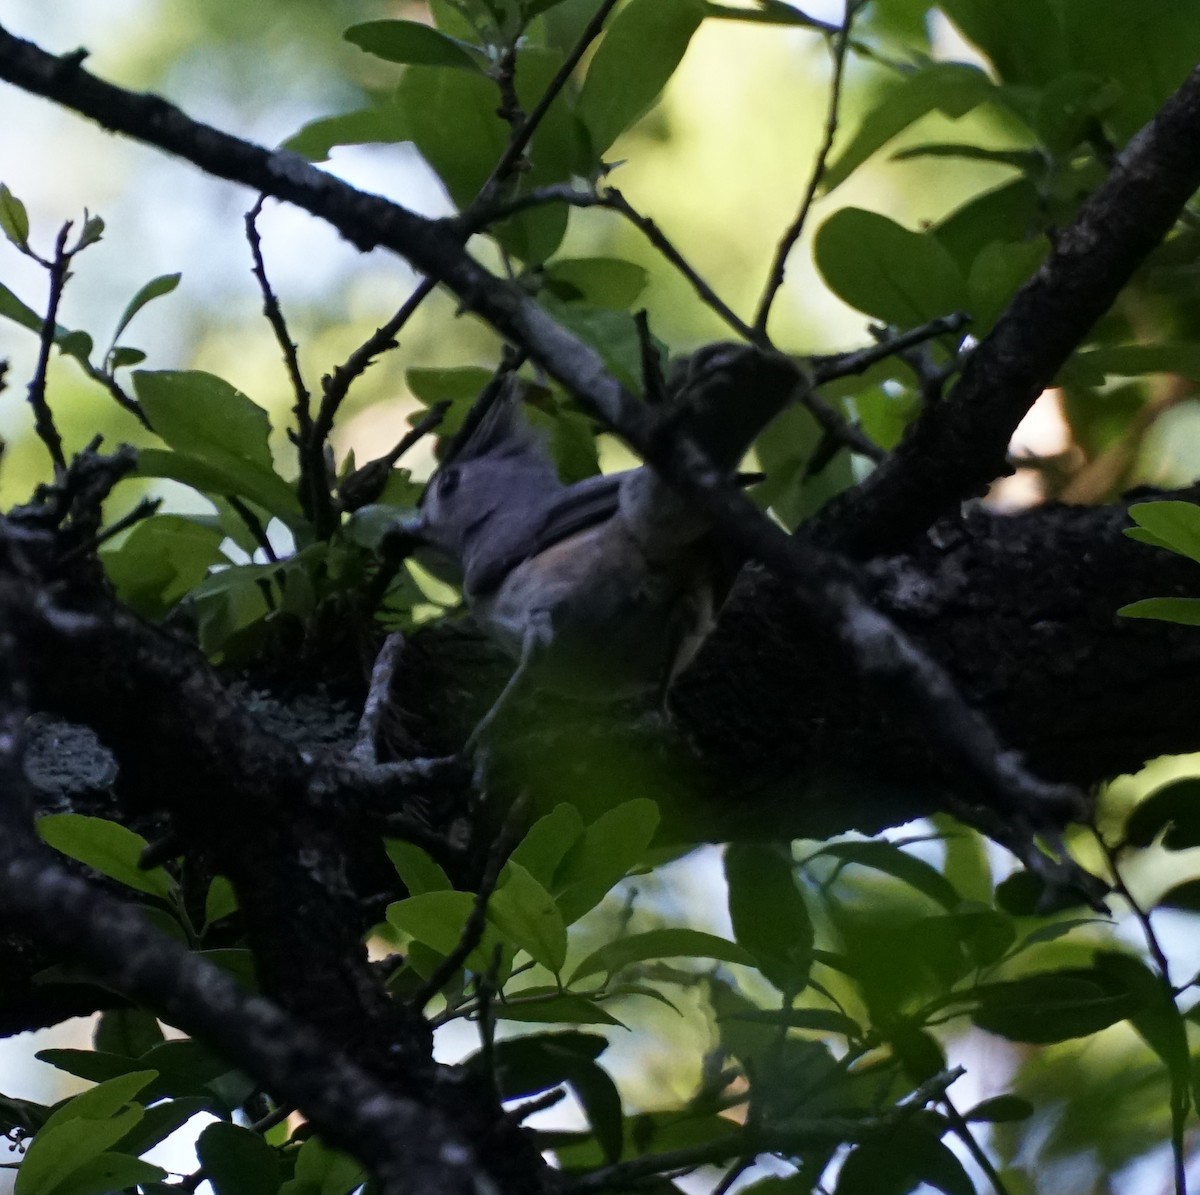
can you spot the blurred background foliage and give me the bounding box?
[5,1,1200,1193]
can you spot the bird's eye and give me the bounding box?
[438,467,460,499]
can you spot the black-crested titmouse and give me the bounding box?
[403,345,804,726]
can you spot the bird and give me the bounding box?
[400,343,805,740]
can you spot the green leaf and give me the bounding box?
[489,861,569,972]
[1076,343,1200,381]
[397,65,508,207]
[35,1051,143,1087]
[110,273,181,351]
[570,928,753,983]
[510,804,586,889]
[815,208,968,328]
[1061,0,1200,138]
[566,1059,624,1163]
[972,967,1140,1042]
[36,815,173,900]
[284,103,413,161]
[1155,879,1200,911]
[823,63,998,192]
[551,798,660,926]
[205,875,239,925]
[101,514,226,619]
[543,258,649,310]
[345,20,482,70]
[17,1072,156,1195]
[113,1097,207,1157]
[995,868,1099,916]
[938,0,1069,86]
[704,0,833,27]
[539,298,645,390]
[836,1122,972,1195]
[407,366,495,410]
[386,891,505,970]
[964,1094,1034,1123]
[719,1006,863,1039]
[815,840,961,910]
[197,1122,281,1195]
[40,1153,165,1195]
[1124,501,1200,563]
[0,281,93,366]
[1125,778,1200,849]
[967,238,1048,330]
[290,1138,364,1195]
[933,178,1042,271]
[38,1072,155,1136]
[493,991,625,1026]
[109,347,146,368]
[1095,952,1190,1093]
[93,1009,164,1059]
[0,182,30,250]
[134,371,301,520]
[725,844,813,993]
[385,841,451,895]
[74,214,105,252]
[1119,597,1200,625]
[577,0,706,154]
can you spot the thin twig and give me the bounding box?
[941,1096,1011,1195]
[309,276,437,536]
[565,1068,966,1193]
[800,391,885,467]
[465,184,755,342]
[83,361,150,428]
[412,815,516,1010]
[711,1157,752,1195]
[503,1087,568,1126]
[337,400,450,513]
[26,223,72,473]
[247,1101,296,1136]
[754,1,861,336]
[309,2,621,523]
[471,0,622,215]
[353,632,405,764]
[606,188,758,342]
[224,495,278,562]
[60,496,161,562]
[810,313,971,384]
[244,196,314,518]
[1094,831,1189,1195]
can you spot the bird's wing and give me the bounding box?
[530,471,631,551]
[462,472,630,597]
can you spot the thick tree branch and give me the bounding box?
[0,28,1075,827]
[816,65,1200,556]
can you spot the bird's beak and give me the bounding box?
[378,512,428,564]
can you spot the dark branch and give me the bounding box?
[754,1,860,336]
[816,65,1200,556]
[464,183,756,342]
[244,196,315,520]
[470,0,622,216]
[25,222,71,473]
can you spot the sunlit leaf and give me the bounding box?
[197,1122,280,1195]
[36,815,173,901]
[577,0,706,154]
[726,844,813,992]
[0,182,30,250]
[815,209,968,327]
[345,20,483,70]
[570,928,753,983]
[823,62,998,192]
[973,967,1140,1042]
[110,273,180,350]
